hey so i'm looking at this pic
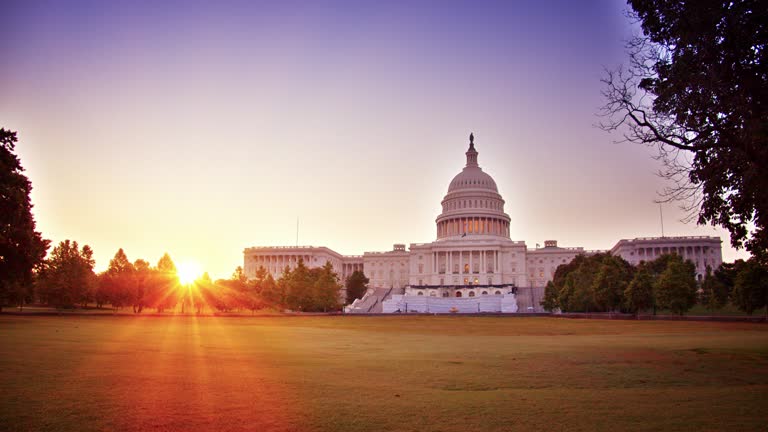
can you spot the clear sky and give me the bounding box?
[1,0,749,279]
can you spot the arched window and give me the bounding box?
[468,291,475,297]
[456,291,462,298]
[429,291,436,297]
[442,292,449,297]
[482,291,488,295]
[417,291,424,296]
[494,291,501,295]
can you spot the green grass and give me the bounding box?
[1,316,766,431]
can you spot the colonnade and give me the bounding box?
[250,254,314,274]
[430,250,501,275]
[436,217,509,239]
[636,245,709,258]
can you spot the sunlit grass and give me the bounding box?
[0,316,766,431]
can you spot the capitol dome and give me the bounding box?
[447,145,498,193]
[435,134,511,240]
[447,165,498,193]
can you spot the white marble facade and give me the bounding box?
[243,134,723,310]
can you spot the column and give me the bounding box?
[469,251,473,274]
[481,250,485,274]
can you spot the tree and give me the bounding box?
[284,260,312,311]
[655,254,697,315]
[731,258,768,316]
[150,253,179,313]
[192,272,212,314]
[238,266,265,314]
[713,259,745,297]
[699,266,728,312]
[97,248,135,309]
[557,253,611,312]
[132,259,151,313]
[592,255,633,312]
[601,1,768,259]
[260,272,281,308]
[0,128,49,311]
[624,267,655,316]
[541,281,560,312]
[312,262,342,312]
[345,270,369,305]
[36,240,96,308]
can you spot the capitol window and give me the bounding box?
[468,291,475,297]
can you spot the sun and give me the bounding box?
[177,261,202,285]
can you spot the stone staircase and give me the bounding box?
[344,288,393,314]
[346,287,402,314]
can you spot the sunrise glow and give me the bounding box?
[177,261,202,285]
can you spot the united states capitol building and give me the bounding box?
[243,135,723,313]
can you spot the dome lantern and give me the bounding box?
[466,133,478,167]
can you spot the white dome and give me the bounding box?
[447,166,498,193]
[434,134,511,240]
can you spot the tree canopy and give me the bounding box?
[655,254,698,315]
[624,266,655,315]
[0,128,49,311]
[731,258,768,315]
[345,270,369,305]
[36,240,96,308]
[601,1,768,259]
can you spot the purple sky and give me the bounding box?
[1,0,747,278]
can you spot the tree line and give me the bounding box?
[541,253,768,316]
[9,241,347,314]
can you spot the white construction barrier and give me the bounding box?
[382,294,518,314]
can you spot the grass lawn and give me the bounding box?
[1,316,766,432]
